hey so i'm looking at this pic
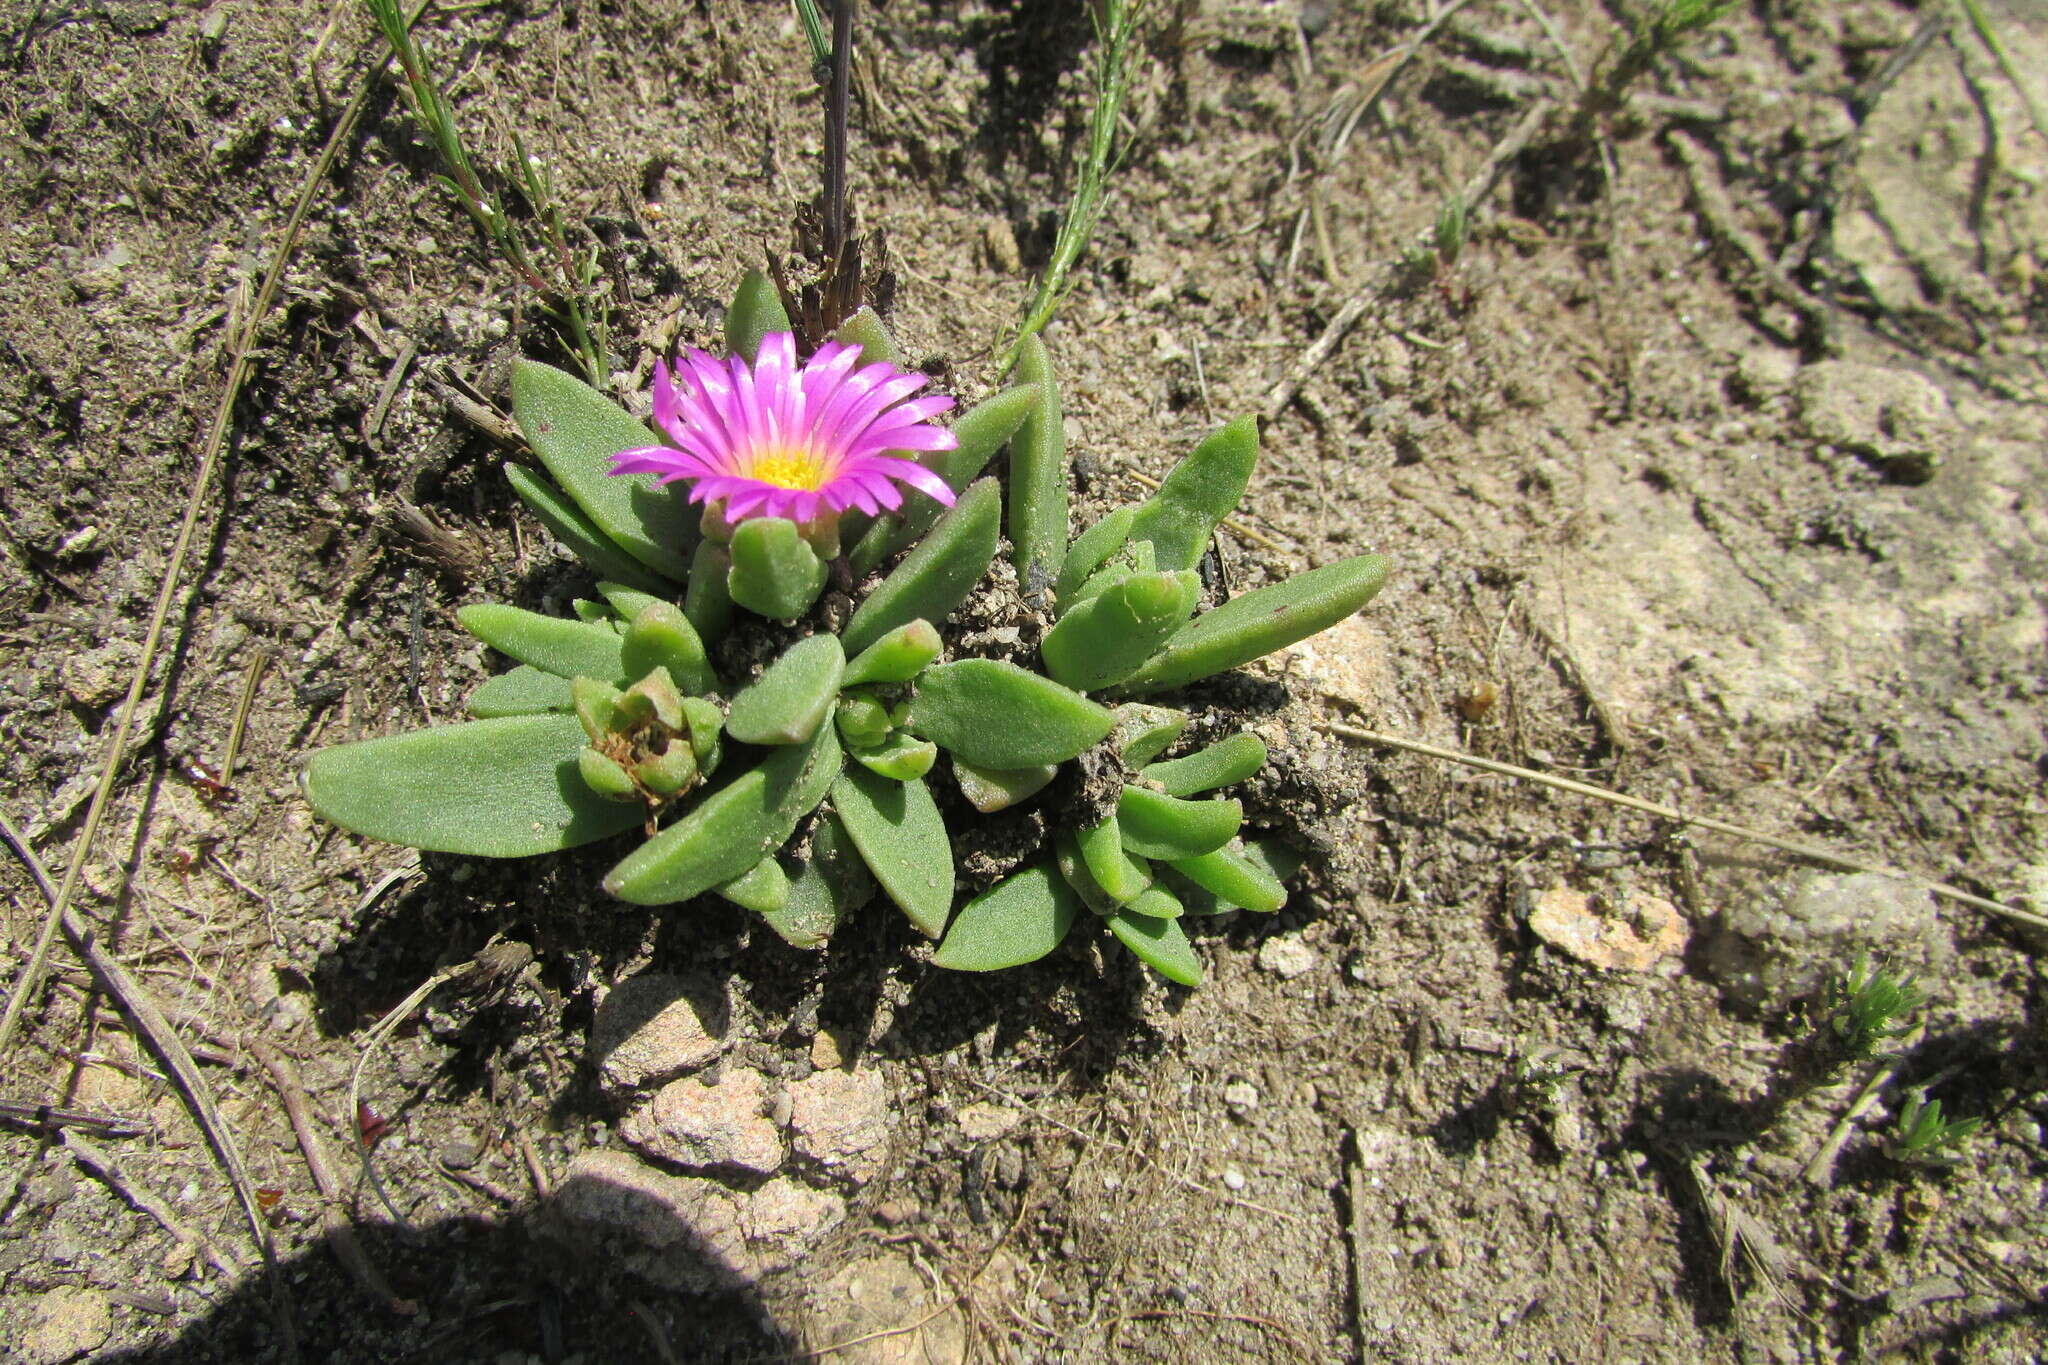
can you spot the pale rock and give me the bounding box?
[591,973,728,1092]
[622,1067,784,1174]
[20,1287,111,1364]
[1256,935,1317,979]
[790,1066,891,1185]
[1701,871,1952,1016]
[1527,886,1688,973]
[1223,1079,1260,1117]
[742,1178,846,1268]
[956,1101,1022,1142]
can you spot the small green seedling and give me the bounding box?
[1827,955,1927,1068]
[1887,1089,1981,1167]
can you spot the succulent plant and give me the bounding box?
[302,275,1389,984]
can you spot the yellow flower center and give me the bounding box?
[744,446,832,490]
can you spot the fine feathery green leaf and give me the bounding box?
[605,722,842,905]
[1126,416,1259,572]
[1054,506,1136,613]
[726,517,830,621]
[1106,906,1203,986]
[909,658,1115,769]
[951,758,1059,813]
[723,269,791,364]
[843,478,1001,656]
[621,602,716,697]
[1006,334,1068,599]
[303,713,643,857]
[1039,569,1198,692]
[458,603,627,682]
[932,862,1084,971]
[727,634,845,746]
[832,767,955,939]
[846,382,1043,579]
[1140,733,1268,796]
[1117,554,1392,694]
[504,463,670,594]
[510,360,698,580]
[1116,786,1242,860]
[469,665,574,717]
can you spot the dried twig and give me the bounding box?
[1666,129,1836,350]
[1319,723,2048,932]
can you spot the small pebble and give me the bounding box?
[1223,1079,1260,1116]
[1220,1166,1247,1192]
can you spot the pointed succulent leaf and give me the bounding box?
[846,383,1042,579]
[1117,554,1392,694]
[761,814,872,949]
[604,723,842,905]
[842,479,1000,656]
[727,634,844,746]
[573,677,623,742]
[1040,570,1199,692]
[715,855,791,914]
[723,268,791,364]
[1051,831,1122,916]
[1124,883,1184,920]
[1116,787,1242,860]
[506,462,671,593]
[1077,816,1150,905]
[1055,506,1137,613]
[680,696,724,772]
[847,731,938,782]
[842,620,943,687]
[931,862,1084,972]
[303,714,643,857]
[1006,334,1067,598]
[684,541,735,643]
[1140,733,1268,797]
[952,759,1058,813]
[835,695,893,749]
[469,666,574,718]
[572,598,616,624]
[510,360,697,580]
[597,581,666,622]
[459,604,626,682]
[634,738,700,796]
[832,305,901,367]
[1157,866,1236,917]
[578,746,640,801]
[1244,836,1303,886]
[909,659,1114,768]
[1106,907,1203,986]
[621,667,685,731]
[621,604,715,697]
[1108,704,1188,768]
[1168,841,1286,913]
[832,768,954,938]
[1126,416,1259,572]
[727,517,829,621]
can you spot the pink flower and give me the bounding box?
[610,332,958,526]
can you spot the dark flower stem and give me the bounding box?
[822,0,854,272]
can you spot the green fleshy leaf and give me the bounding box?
[621,668,685,730]
[1051,830,1121,916]
[1126,416,1260,572]
[727,634,845,745]
[716,856,791,914]
[1040,570,1198,692]
[1244,836,1304,886]
[1108,704,1188,767]
[1006,333,1067,599]
[571,598,614,625]
[504,463,671,593]
[458,604,626,682]
[951,759,1058,813]
[908,659,1114,769]
[931,862,1083,972]
[1106,907,1203,985]
[573,678,622,742]
[842,479,1001,656]
[1055,506,1137,614]
[726,518,829,621]
[1117,554,1392,694]
[469,666,574,718]
[680,696,724,772]
[1077,816,1150,904]
[1124,883,1184,920]
[604,722,842,905]
[1116,787,1241,860]
[762,815,870,948]
[723,268,791,364]
[1140,733,1268,797]
[842,620,943,687]
[835,695,892,748]
[846,383,1042,579]
[621,603,715,697]
[578,745,640,801]
[832,768,954,938]
[598,581,666,623]
[1155,865,1234,917]
[847,731,938,782]
[509,360,697,580]
[633,737,699,796]
[1168,841,1286,913]
[684,541,735,644]
[832,306,901,367]
[304,714,643,857]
